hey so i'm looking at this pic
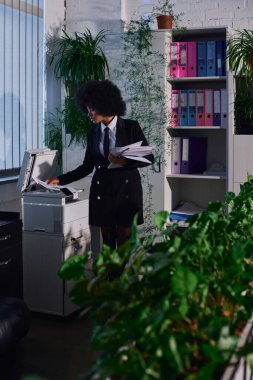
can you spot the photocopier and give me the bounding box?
[17,149,90,316]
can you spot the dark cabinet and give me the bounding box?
[0,212,22,298]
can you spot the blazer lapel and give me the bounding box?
[92,123,101,155]
[115,117,127,147]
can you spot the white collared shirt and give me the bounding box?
[100,116,117,157]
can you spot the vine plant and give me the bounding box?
[116,15,171,233]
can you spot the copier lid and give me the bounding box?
[17,149,58,192]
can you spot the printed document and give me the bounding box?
[109,141,154,168]
[32,178,82,194]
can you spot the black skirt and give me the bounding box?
[89,167,143,227]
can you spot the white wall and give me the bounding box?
[66,0,123,35]
[123,0,253,29]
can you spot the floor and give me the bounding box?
[15,311,98,380]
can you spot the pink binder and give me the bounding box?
[187,41,197,77]
[171,90,180,127]
[178,42,187,77]
[170,42,179,78]
[204,89,213,126]
[196,90,205,126]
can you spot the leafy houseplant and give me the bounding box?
[227,29,253,81]
[46,29,109,150]
[49,29,109,90]
[227,30,253,134]
[59,176,253,380]
[152,0,182,29]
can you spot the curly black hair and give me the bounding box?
[76,80,126,116]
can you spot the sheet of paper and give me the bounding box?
[124,155,152,163]
[107,163,123,169]
[33,178,82,194]
[110,141,142,156]
[111,141,154,158]
[107,154,152,169]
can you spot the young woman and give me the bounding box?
[46,80,154,249]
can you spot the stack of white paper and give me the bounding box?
[109,141,154,168]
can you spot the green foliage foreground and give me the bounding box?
[59,177,253,380]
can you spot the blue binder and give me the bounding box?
[207,41,216,76]
[188,90,196,126]
[216,40,223,76]
[179,90,188,126]
[197,41,207,77]
[222,40,227,76]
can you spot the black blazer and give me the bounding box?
[58,117,154,185]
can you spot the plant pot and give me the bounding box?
[156,15,173,29]
[235,117,253,135]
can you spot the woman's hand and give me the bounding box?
[108,153,128,166]
[45,177,60,185]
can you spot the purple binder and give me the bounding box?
[181,137,207,174]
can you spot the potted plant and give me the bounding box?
[151,0,182,29]
[49,28,109,91]
[46,28,110,149]
[234,88,253,134]
[227,29,253,81]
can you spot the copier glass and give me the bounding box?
[18,149,90,316]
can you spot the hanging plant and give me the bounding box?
[114,15,170,232]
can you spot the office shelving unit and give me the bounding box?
[103,27,234,222]
[148,27,234,219]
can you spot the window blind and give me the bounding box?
[0,0,44,170]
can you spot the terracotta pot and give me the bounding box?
[156,15,173,30]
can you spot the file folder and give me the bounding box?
[221,88,228,128]
[171,90,180,126]
[216,40,223,76]
[222,40,227,76]
[187,41,197,77]
[204,89,213,126]
[171,137,181,174]
[196,90,205,126]
[170,42,179,78]
[207,41,216,76]
[178,42,187,77]
[181,137,207,174]
[179,90,188,126]
[197,41,207,77]
[213,89,221,126]
[188,90,196,126]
